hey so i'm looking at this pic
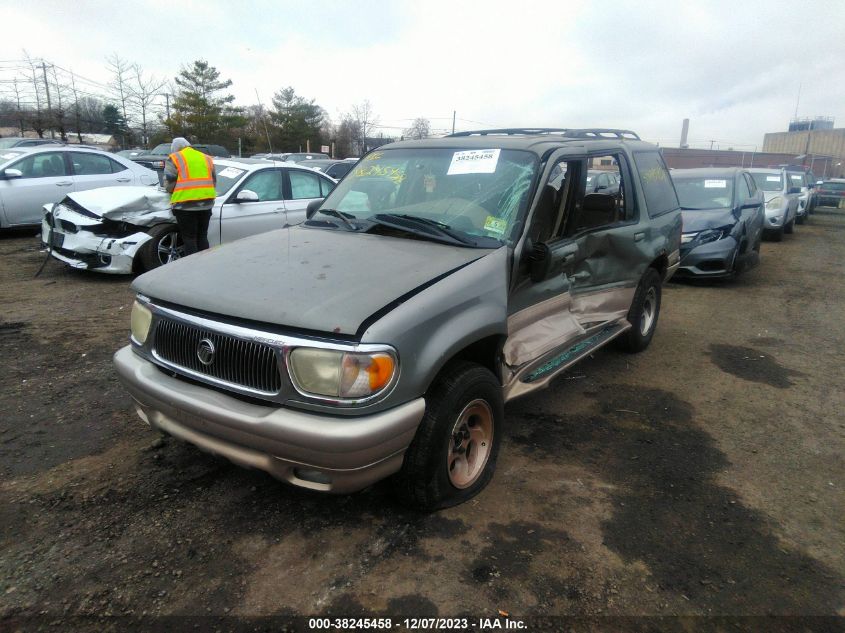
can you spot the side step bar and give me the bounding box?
[503,321,630,402]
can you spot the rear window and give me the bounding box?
[822,182,845,191]
[633,151,678,216]
[750,172,783,191]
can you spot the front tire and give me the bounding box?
[138,224,184,272]
[784,218,795,234]
[394,362,503,511]
[616,268,662,353]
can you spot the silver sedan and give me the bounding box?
[0,146,158,227]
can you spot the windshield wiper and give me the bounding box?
[680,206,712,210]
[371,213,474,245]
[315,208,358,230]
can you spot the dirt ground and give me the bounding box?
[1,209,843,631]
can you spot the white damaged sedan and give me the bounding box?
[40,158,336,274]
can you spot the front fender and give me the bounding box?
[361,247,509,405]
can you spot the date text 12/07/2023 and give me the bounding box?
[307,617,527,630]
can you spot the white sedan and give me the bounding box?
[40,158,336,274]
[0,146,159,227]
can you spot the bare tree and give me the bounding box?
[50,65,69,141]
[129,64,167,148]
[22,51,46,138]
[10,78,26,135]
[106,53,133,143]
[403,117,431,140]
[350,100,377,154]
[68,72,83,142]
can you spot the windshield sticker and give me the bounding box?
[704,179,727,188]
[484,215,508,235]
[424,174,436,193]
[641,167,668,183]
[447,149,501,175]
[766,176,781,182]
[363,152,383,162]
[218,167,245,179]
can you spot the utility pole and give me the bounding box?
[452,110,456,135]
[40,61,55,139]
[164,93,170,120]
[709,139,715,151]
[69,72,82,142]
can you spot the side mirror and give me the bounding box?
[787,186,800,195]
[1,168,23,179]
[235,189,259,202]
[741,201,761,210]
[306,198,322,220]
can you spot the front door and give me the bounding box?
[0,150,74,225]
[219,168,286,243]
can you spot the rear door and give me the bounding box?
[0,150,74,225]
[69,151,134,192]
[282,169,335,225]
[219,168,286,243]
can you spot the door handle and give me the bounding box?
[55,181,72,186]
[634,232,646,242]
[273,207,285,213]
[116,177,131,182]
[570,271,590,280]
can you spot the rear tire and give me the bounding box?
[394,361,502,511]
[616,268,662,353]
[138,224,183,272]
[796,213,806,225]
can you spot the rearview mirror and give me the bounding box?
[306,199,322,220]
[235,189,259,202]
[1,168,22,179]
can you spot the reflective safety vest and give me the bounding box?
[168,147,216,204]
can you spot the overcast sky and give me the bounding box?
[2,0,843,149]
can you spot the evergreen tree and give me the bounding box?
[270,87,326,151]
[167,60,244,146]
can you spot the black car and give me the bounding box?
[296,159,354,180]
[671,167,765,279]
[814,179,845,208]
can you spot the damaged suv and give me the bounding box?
[114,128,681,510]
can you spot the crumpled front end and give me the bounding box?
[41,201,157,274]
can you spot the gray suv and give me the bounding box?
[114,128,681,510]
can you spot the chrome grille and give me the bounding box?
[153,318,282,394]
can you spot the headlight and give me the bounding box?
[697,228,725,244]
[130,300,152,344]
[289,348,396,399]
[766,196,783,210]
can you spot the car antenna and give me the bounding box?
[254,88,274,158]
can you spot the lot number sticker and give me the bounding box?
[447,149,500,175]
[704,180,727,188]
[484,215,508,235]
[766,176,781,182]
[218,167,245,179]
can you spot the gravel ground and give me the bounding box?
[1,209,843,631]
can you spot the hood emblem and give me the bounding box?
[196,338,216,366]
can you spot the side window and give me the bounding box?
[289,170,322,200]
[319,176,335,196]
[737,174,752,202]
[10,152,68,178]
[633,151,678,216]
[566,154,630,235]
[239,169,282,201]
[109,158,128,173]
[72,152,114,176]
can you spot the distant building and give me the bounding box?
[661,147,804,170]
[763,127,845,178]
[788,117,834,132]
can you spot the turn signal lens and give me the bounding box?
[130,300,152,344]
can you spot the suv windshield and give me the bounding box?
[318,147,538,244]
[750,172,783,192]
[149,144,171,155]
[673,176,734,210]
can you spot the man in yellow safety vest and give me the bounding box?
[163,137,217,255]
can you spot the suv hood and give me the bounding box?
[681,208,736,233]
[133,226,493,336]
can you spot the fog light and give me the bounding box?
[769,216,781,225]
[293,468,332,485]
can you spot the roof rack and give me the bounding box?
[446,128,641,140]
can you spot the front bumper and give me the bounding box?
[676,237,749,278]
[41,217,151,274]
[113,346,425,493]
